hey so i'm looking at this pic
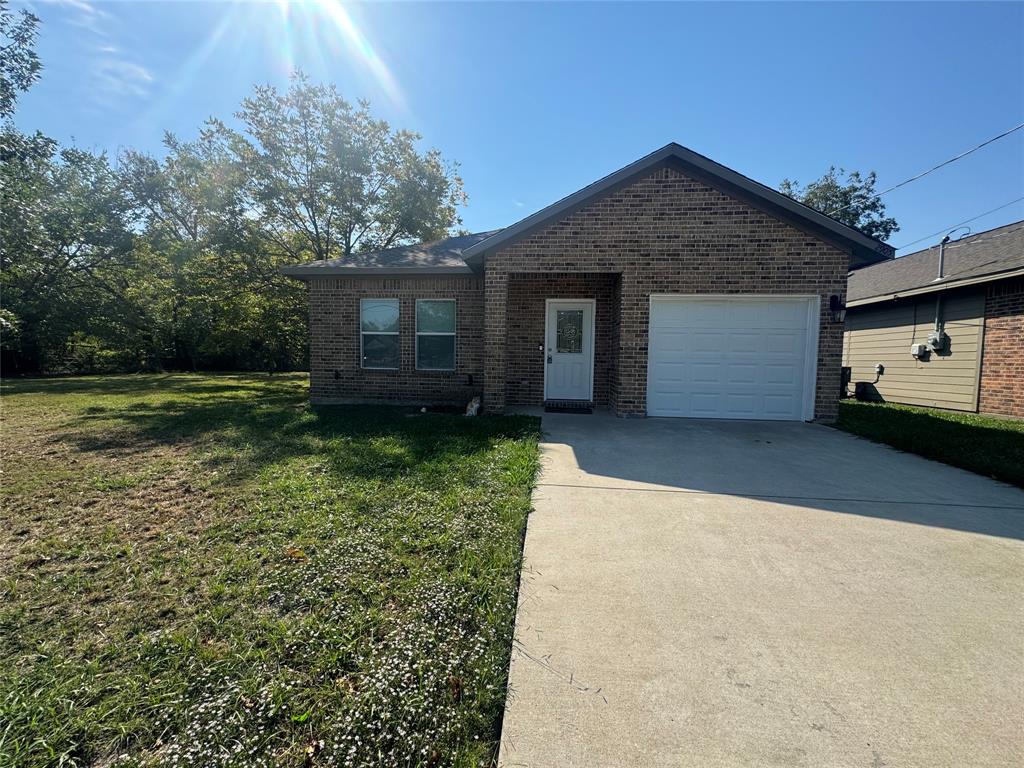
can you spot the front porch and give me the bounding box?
[485,271,622,413]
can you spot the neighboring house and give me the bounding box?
[283,143,893,421]
[844,220,1024,418]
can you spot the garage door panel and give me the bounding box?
[689,303,728,326]
[648,297,816,421]
[764,364,798,385]
[726,363,758,385]
[725,393,758,417]
[690,392,721,415]
[763,394,797,416]
[764,331,803,353]
[766,301,809,326]
[691,330,726,352]
[728,332,760,353]
[690,362,722,383]
[656,329,688,353]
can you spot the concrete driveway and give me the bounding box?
[498,413,1024,768]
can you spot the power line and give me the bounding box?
[828,121,1024,216]
[893,196,1024,251]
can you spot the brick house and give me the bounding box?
[284,144,894,421]
[844,220,1024,419]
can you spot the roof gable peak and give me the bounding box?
[463,142,895,268]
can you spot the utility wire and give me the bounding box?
[893,196,1024,251]
[828,121,1024,216]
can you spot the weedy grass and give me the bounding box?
[836,399,1024,487]
[0,374,541,767]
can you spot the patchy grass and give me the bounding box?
[837,400,1024,487]
[0,374,540,767]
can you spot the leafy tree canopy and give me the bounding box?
[0,0,41,119]
[214,73,466,262]
[1,140,138,371]
[3,49,467,374]
[120,131,245,251]
[779,167,899,241]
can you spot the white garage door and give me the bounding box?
[647,296,819,421]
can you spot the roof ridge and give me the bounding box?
[853,218,1024,274]
[301,229,503,269]
[281,229,504,276]
[360,228,502,255]
[848,216,1024,303]
[900,218,1023,258]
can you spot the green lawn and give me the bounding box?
[0,374,540,768]
[837,400,1024,487]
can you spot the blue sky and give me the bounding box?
[14,1,1024,254]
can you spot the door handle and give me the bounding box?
[547,356,552,364]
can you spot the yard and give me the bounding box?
[0,374,540,767]
[837,400,1024,487]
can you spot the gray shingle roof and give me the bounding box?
[280,230,502,276]
[847,220,1024,305]
[283,144,900,279]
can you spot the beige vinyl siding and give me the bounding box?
[843,288,985,411]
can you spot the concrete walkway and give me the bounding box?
[498,413,1024,768]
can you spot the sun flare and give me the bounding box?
[272,0,405,108]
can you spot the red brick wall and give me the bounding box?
[979,278,1024,418]
[483,165,850,420]
[307,275,483,404]
[505,273,620,406]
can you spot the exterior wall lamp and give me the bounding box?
[829,294,847,323]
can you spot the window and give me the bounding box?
[416,299,456,370]
[556,309,584,353]
[360,299,400,369]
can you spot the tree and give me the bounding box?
[0,142,139,371]
[119,132,250,368]
[779,167,899,241]
[120,132,245,250]
[2,49,467,373]
[0,5,158,373]
[0,0,41,119]
[215,72,466,263]
[119,130,308,371]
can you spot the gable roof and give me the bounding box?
[847,220,1024,307]
[282,142,898,277]
[280,230,500,277]
[462,143,895,268]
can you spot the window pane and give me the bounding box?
[417,300,456,334]
[417,335,455,370]
[361,299,399,333]
[556,310,584,353]
[362,334,400,368]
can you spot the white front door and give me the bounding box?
[545,299,595,401]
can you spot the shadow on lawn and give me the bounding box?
[60,385,538,486]
[837,402,1024,488]
[3,372,304,398]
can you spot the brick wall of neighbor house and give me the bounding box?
[505,273,620,406]
[979,278,1024,419]
[483,165,850,419]
[307,275,484,404]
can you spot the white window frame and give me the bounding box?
[415,298,457,371]
[360,298,400,370]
